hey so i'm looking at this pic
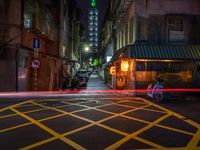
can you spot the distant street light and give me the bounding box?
[84,46,89,52]
[80,45,90,69]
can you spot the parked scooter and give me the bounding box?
[70,75,87,90]
[147,79,164,102]
[70,76,81,90]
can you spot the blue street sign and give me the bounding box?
[33,38,40,49]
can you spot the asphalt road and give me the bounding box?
[0,75,200,150]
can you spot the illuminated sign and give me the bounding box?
[110,66,116,75]
[107,56,112,62]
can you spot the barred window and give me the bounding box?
[23,0,57,41]
[23,0,36,29]
[167,17,184,42]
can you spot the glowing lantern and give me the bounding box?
[121,61,129,72]
[110,66,116,75]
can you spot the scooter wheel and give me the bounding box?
[155,93,163,102]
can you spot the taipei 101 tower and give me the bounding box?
[88,0,98,53]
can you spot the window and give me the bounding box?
[136,62,145,71]
[129,17,133,43]
[125,24,128,45]
[23,0,35,29]
[168,17,184,41]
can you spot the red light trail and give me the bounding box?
[0,88,199,98]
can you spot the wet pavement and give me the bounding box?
[0,75,200,150]
[87,75,110,90]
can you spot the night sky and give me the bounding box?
[76,0,109,34]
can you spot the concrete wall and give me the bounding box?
[136,0,200,17]
[135,0,200,43]
[0,0,61,91]
[136,14,200,44]
[0,0,21,91]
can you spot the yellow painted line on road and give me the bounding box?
[187,128,200,149]
[134,136,167,150]
[20,137,57,150]
[0,113,67,133]
[16,104,38,107]
[95,102,195,137]
[105,113,172,150]
[10,107,86,150]
[21,114,118,150]
[139,97,200,149]
[54,97,200,149]
[29,98,199,150]
[0,113,17,119]
[0,122,32,133]
[115,103,166,114]
[0,105,89,134]
[0,104,70,119]
[0,100,32,113]
[140,98,200,128]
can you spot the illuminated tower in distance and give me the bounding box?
[88,0,98,53]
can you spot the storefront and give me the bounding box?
[107,44,200,91]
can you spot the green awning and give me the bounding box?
[110,44,200,62]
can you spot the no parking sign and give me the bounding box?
[31,59,40,69]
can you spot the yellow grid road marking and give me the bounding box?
[4,97,199,150]
[0,106,91,133]
[0,113,68,133]
[115,103,166,114]
[187,128,200,149]
[140,98,200,127]
[10,107,86,150]
[105,113,172,150]
[20,137,57,150]
[0,122,32,133]
[0,104,71,119]
[20,107,122,149]
[64,99,196,136]
[133,136,167,150]
[30,100,168,149]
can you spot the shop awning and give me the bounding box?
[110,44,200,62]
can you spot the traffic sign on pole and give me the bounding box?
[31,59,40,69]
[33,38,40,49]
[33,38,40,58]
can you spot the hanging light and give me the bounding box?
[121,61,129,72]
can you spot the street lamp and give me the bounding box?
[80,45,90,69]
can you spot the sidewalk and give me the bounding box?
[87,75,110,90]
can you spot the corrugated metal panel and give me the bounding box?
[127,44,200,60]
[109,44,200,63]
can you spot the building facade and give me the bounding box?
[102,0,200,90]
[88,0,98,53]
[0,0,82,91]
[60,0,83,89]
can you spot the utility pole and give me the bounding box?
[32,38,40,91]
